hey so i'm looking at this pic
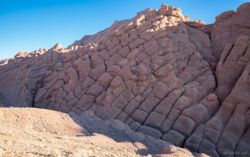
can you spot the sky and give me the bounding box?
[0,0,249,59]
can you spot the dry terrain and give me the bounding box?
[0,108,204,157]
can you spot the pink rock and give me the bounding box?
[0,3,250,157]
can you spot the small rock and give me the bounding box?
[52,43,63,50]
[161,145,177,154]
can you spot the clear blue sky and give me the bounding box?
[0,0,248,59]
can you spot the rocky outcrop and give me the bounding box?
[185,36,250,157]
[0,48,62,106]
[215,36,250,101]
[0,2,250,157]
[211,3,250,59]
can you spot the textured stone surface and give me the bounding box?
[211,2,250,59]
[0,2,250,157]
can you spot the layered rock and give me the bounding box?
[0,2,250,157]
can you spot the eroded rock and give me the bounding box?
[0,2,250,157]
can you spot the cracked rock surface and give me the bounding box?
[0,2,250,157]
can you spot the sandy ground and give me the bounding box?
[0,108,207,157]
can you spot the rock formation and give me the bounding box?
[0,2,250,157]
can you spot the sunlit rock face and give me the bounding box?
[0,2,250,157]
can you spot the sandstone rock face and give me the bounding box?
[215,36,250,101]
[0,2,250,157]
[211,2,250,59]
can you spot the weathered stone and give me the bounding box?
[207,93,217,101]
[144,112,165,128]
[63,80,78,93]
[216,36,250,101]
[134,63,150,76]
[76,59,91,81]
[154,64,174,77]
[199,140,219,157]
[89,64,106,80]
[183,104,208,124]
[106,53,122,68]
[101,89,115,106]
[160,145,177,154]
[173,115,196,136]
[77,94,95,105]
[110,76,126,97]
[52,43,63,50]
[15,51,29,58]
[81,77,95,89]
[124,99,140,115]
[118,46,130,58]
[112,96,127,110]
[160,119,172,133]
[97,73,113,87]
[131,109,148,124]
[129,121,141,131]
[144,40,158,55]
[138,125,162,139]
[185,125,205,152]
[1,3,250,157]
[153,81,170,99]
[162,130,185,146]
[167,108,180,121]
[87,84,104,96]
[129,39,144,49]
[116,112,129,122]
[174,95,192,110]
[154,88,184,115]
[211,2,250,59]
[139,96,160,113]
